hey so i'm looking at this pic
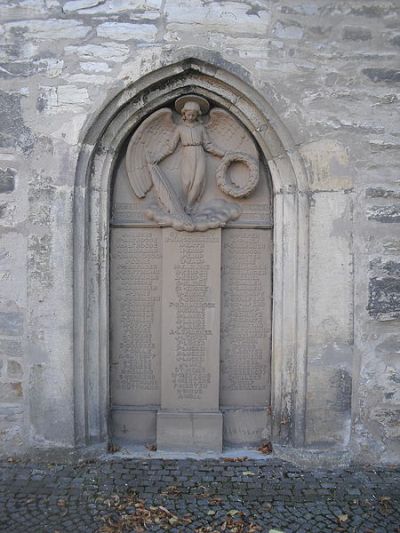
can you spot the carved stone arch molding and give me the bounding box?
[73,58,309,451]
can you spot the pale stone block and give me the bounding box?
[96,22,158,42]
[157,411,223,452]
[112,408,157,443]
[63,0,105,12]
[64,0,162,14]
[273,21,304,40]
[165,0,271,35]
[308,192,353,344]
[300,140,352,191]
[64,43,130,63]
[223,408,270,446]
[0,382,22,403]
[7,360,23,379]
[3,19,91,40]
[80,62,111,73]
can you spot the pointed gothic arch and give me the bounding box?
[73,58,309,450]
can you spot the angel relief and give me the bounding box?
[125,95,260,231]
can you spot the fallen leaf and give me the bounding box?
[145,442,157,451]
[258,441,273,454]
[337,513,348,523]
[242,471,255,476]
[208,497,223,505]
[107,442,120,453]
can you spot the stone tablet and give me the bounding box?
[110,228,161,407]
[160,228,221,411]
[221,229,272,407]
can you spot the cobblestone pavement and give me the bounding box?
[0,455,399,533]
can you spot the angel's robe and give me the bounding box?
[167,122,224,208]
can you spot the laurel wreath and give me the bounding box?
[216,152,259,198]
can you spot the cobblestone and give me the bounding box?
[0,457,399,532]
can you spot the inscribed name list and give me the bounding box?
[221,229,272,406]
[161,228,221,411]
[110,228,161,406]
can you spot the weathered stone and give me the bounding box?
[63,0,104,12]
[390,35,400,47]
[7,360,23,379]
[80,62,111,73]
[376,335,400,355]
[273,21,304,40]
[0,339,23,358]
[362,68,400,83]
[343,26,372,41]
[0,169,16,194]
[0,0,399,465]
[3,19,91,40]
[165,0,271,34]
[64,0,162,14]
[96,22,158,42]
[368,276,400,320]
[37,85,90,114]
[0,90,33,151]
[64,43,130,62]
[367,205,400,223]
[300,140,352,191]
[0,382,22,402]
[366,187,400,199]
[0,311,23,337]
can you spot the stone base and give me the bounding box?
[157,411,223,452]
[112,408,157,444]
[222,407,271,446]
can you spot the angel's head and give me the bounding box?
[181,101,201,123]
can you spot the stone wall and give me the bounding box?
[0,0,399,464]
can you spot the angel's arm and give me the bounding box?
[156,128,180,162]
[202,127,225,157]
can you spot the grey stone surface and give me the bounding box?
[0,0,398,465]
[0,169,16,194]
[0,456,399,533]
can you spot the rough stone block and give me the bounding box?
[367,205,400,223]
[362,68,400,83]
[0,168,16,193]
[96,22,158,42]
[0,311,23,337]
[64,43,130,62]
[0,382,22,403]
[343,27,372,41]
[165,0,271,35]
[3,19,91,40]
[368,260,400,320]
[0,90,33,151]
[7,360,23,379]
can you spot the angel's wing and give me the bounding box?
[125,108,176,198]
[205,108,258,157]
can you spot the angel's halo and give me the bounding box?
[175,94,210,115]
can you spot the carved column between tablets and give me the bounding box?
[157,228,222,452]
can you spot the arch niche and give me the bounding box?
[73,58,309,452]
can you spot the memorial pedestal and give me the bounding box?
[157,228,222,452]
[157,412,223,452]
